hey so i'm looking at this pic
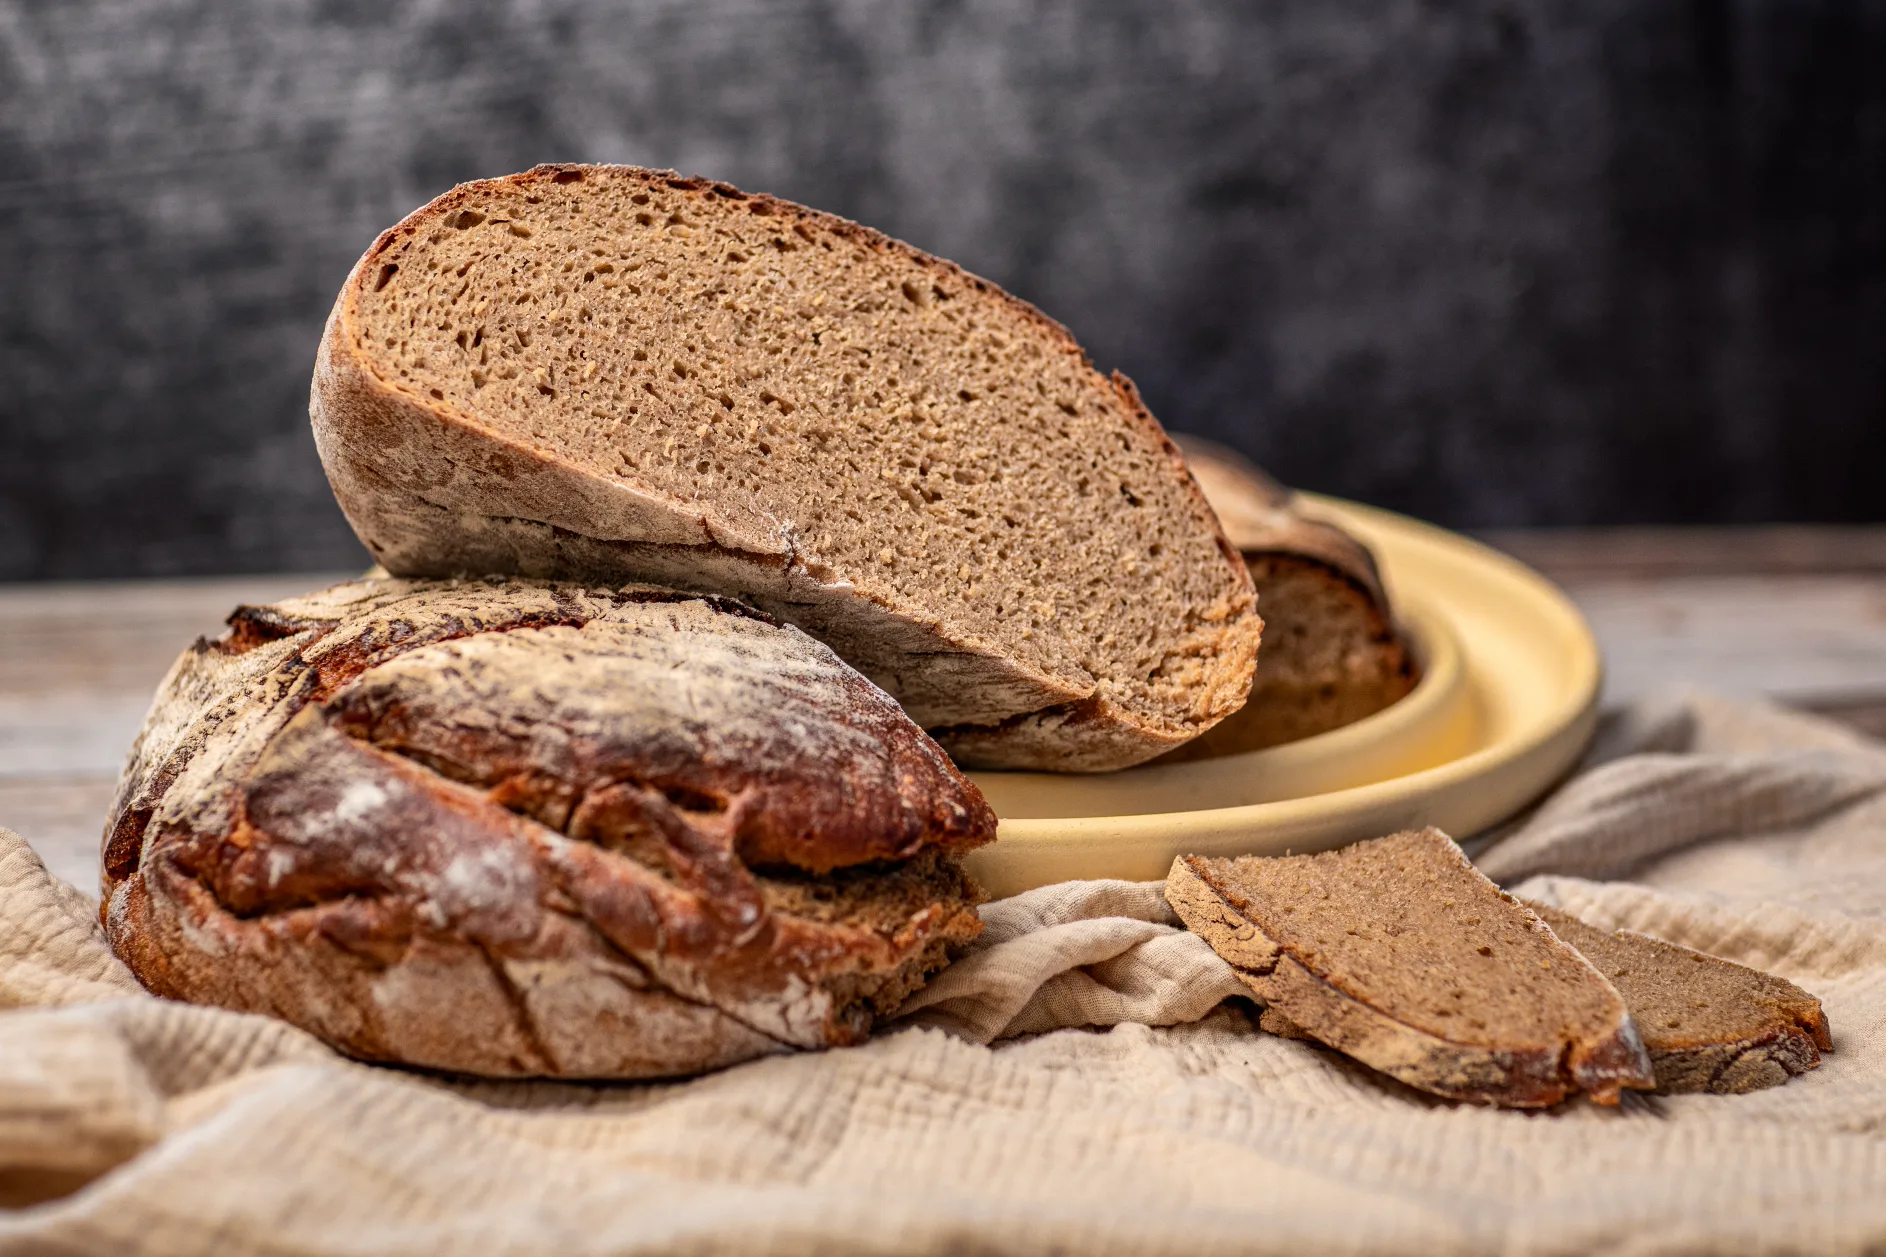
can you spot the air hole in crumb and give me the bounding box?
[636,212,653,227]
[660,784,726,814]
[552,169,583,184]
[452,209,485,229]
[374,264,398,291]
[428,388,444,400]
[630,192,650,206]
[509,223,532,238]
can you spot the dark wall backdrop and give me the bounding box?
[3,0,1884,580]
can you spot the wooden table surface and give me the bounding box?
[6,528,1886,893]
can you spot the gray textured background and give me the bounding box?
[3,0,1883,580]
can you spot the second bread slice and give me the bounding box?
[1166,829,1655,1107]
[1527,901,1832,1094]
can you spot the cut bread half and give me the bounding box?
[1166,829,1655,1107]
[1166,436,1414,755]
[311,164,1260,772]
[1527,901,1832,1094]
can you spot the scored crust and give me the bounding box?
[1526,901,1832,1094]
[102,576,992,1079]
[311,164,1259,772]
[1165,831,1656,1107]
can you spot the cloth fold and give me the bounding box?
[1,691,1884,1254]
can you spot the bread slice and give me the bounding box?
[104,576,993,1079]
[310,164,1260,772]
[1165,829,1656,1107]
[1526,901,1832,1094]
[1166,436,1414,755]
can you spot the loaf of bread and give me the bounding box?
[1527,901,1832,1094]
[102,576,993,1079]
[311,164,1260,772]
[1167,435,1414,755]
[1166,830,1656,1107]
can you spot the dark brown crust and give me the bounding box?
[103,576,992,1079]
[312,164,1260,772]
[1165,838,1657,1108]
[1171,435,1392,610]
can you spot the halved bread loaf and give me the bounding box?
[1527,901,1832,1094]
[1167,436,1414,755]
[311,164,1260,772]
[1166,829,1655,1107]
[102,576,992,1079]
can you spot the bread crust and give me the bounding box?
[1166,840,1657,1108]
[311,164,1258,772]
[103,576,992,1079]
[1172,435,1391,607]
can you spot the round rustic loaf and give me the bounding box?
[101,576,993,1079]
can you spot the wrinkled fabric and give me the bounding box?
[1,691,1883,1255]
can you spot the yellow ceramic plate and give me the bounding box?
[962,496,1601,897]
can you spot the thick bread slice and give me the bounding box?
[1166,829,1655,1107]
[311,164,1260,772]
[103,576,992,1079]
[1526,901,1832,1094]
[1167,436,1413,754]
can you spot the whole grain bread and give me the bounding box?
[1526,901,1832,1094]
[1166,829,1656,1107]
[1167,435,1414,755]
[102,576,992,1079]
[311,164,1260,772]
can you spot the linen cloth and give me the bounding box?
[2,691,1883,1255]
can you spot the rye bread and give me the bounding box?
[1166,436,1414,755]
[1527,901,1832,1094]
[311,164,1260,772]
[102,575,992,1079]
[1166,829,1656,1107]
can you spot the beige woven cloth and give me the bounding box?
[3,691,1885,1255]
